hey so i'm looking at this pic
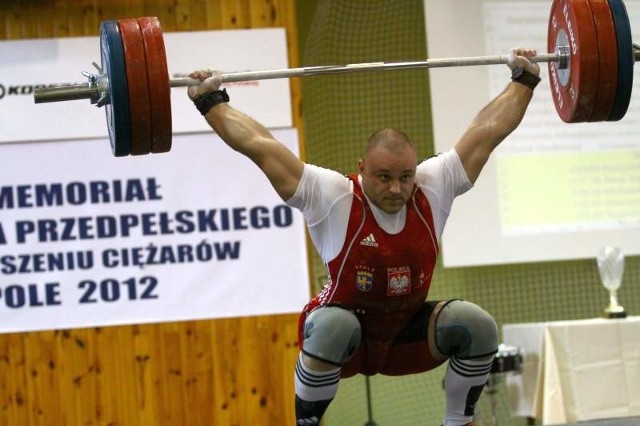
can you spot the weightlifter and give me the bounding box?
[187,47,541,426]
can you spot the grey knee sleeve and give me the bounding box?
[302,306,362,366]
[435,300,498,359]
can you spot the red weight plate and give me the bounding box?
[587,0,618,122]
[138,16,172,154]
[547,0,599,123]
[118,18,153,155]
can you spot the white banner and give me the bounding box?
[0,28,292,143]
[0,129,310,333]
[426,0,640,267]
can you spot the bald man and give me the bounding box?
[188,48,540,426]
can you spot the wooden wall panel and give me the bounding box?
[0,0,304,425]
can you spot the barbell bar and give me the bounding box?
[32,0,638,157]
[35,53,565,104]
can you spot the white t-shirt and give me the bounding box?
[286,148,472,263]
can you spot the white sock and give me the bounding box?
[442,356,493,426]
[294,352,341,402]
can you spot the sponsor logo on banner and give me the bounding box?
[387,266,411,296]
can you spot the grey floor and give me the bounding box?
[555,418,640,426]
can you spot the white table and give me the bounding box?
[502,316,640,425]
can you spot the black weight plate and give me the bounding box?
[607,0,634,121]
[100,20,131,157]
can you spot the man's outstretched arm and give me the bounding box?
[454,48,541,184]
[188,70,304,201]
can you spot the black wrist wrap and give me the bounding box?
[194,89,229,115]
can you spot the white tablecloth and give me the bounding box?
[502,316,640,424]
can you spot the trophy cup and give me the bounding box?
[597,246,627,319]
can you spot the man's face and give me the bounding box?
[359,144,417,214]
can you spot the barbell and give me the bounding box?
[33,0,638,157]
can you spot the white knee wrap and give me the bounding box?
[302,306,362,366]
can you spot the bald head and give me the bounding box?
[363,128,416,159]
[359,128,418,214]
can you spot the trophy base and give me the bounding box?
[603,309,627,319]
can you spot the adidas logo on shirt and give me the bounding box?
[360,233,378,247]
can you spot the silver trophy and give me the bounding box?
[597,246,627,319]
